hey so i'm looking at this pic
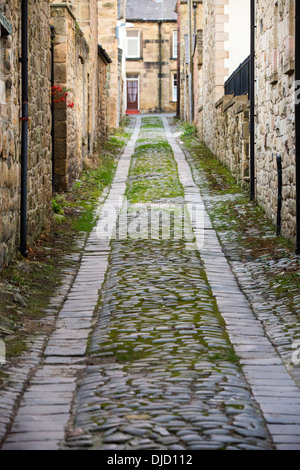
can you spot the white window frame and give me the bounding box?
[173,30,178,59]
[126,31,140,59]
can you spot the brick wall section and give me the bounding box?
[0,0,52,268]
[255,0,296,241]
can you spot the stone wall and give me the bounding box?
[255,0,296,241]
[50,5,89,191]
[97,47,111,142]
[194,0,296,243]
[0,0,52,268]
[68,0,100,153]
[125,20,178,114]
[200,94,250,188]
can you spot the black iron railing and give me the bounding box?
[224,55,250,96]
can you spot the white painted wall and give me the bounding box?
[224,0,250,77]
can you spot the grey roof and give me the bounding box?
[126,0,177,21]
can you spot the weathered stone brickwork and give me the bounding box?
[50,5,89,191]
[194,0,296,243]
[255,0,296,241]
[178,0,203,122]
[98,0,119,130]
[0,0,52,268]
[198,0,229,143]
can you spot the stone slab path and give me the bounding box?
[1,116,300,450]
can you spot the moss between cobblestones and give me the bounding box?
[126,117,184,203]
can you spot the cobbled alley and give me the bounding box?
[1,117,300,451]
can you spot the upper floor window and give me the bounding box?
[172,30,178,59]
[126,30,140,59]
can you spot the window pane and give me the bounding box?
[173,31,178,58]
[127,39,138,57]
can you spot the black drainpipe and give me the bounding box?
[249,0,256,201]
[158,20,162,113]
[176,0,181,119]
[276,155,282,236]
[296,1,300,254]
[19,0,29,257]
[50,25,55,193]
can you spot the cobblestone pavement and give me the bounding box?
[1,116,300,450]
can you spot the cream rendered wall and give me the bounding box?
[224,0,250,77]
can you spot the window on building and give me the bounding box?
[172,73,177,102]
[0,30,5,105]
[0,22,11,106]
[126,30,140,59]
[173,31,178,59]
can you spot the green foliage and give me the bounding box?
[181,123,196,138]
[51,198,64,215]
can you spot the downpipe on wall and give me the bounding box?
[19,0,29,257]
[276,155,282,237]
[250,0,256,201]
[50,25,55,193]
[158,20,162,113]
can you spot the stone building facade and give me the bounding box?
[190,0,297,244]
[0,0,112,268]
[0,0,52,268]
[125,0,178,114]
[255,0,296,241]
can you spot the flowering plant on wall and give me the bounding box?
[51,85,74,108]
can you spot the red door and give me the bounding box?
[127,80,139,111]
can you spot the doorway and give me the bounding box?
[126,77,139,113]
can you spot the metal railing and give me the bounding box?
[224,55,250,96]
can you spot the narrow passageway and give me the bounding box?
[2,116,300,450]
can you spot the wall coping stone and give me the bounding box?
[283,59,295,75]
[215,94,234,109]
[50,3,76,21]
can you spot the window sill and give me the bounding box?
[126,57,143,61]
